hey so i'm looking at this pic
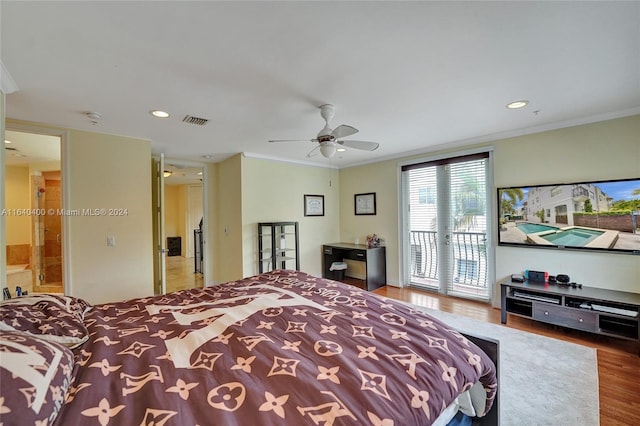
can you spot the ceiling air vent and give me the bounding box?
[5,146,17,151]
[182,115,209,126]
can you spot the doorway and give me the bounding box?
[4,129,64,295]
[160,161,206,293]
[400,150,494,301]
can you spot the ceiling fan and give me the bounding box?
[268,104,380,158]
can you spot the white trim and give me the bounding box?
[164,157,208,168]
[0,61,19,94]
[397,146,494,168]
[242,151,339,169]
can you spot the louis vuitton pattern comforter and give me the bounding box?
[55,270,497,425]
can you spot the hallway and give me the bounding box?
[166,255,203,293]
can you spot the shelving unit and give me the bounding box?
[501,281,640,354]
[258,222,300,273]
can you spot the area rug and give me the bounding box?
[409,305,600,425]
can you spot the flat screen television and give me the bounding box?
[497,177,640,255]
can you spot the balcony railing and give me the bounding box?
[409,230,488,291]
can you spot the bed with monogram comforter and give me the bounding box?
[0,270,497,425]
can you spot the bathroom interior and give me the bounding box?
[5,130,63,297]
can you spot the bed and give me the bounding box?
[0,270,498,425]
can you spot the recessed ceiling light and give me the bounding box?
[202,155,212,159]
[197,171,203,175]
[506,100,529,109]
[150,110,170,118]
[337,148,347,152]
[4,140,11,144]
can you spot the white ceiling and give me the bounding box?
[4,130,60,167]
[2,1,639,168]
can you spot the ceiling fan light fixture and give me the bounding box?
[163,170,172,178]
[319,143,337,158]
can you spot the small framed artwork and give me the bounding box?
[355,192,376,215]
[304,194,324,216]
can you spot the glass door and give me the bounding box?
[402,151,492,300]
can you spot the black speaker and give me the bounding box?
[556,274,570,283]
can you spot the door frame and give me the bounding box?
[4,122,70,294]
[154,156,210,292]
[397,146,495,301]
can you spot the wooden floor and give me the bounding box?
[165,255,203,293]
[373,285,640,426]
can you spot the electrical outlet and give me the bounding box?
[107,236,116,247]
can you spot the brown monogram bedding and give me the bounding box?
[47,270,496,425]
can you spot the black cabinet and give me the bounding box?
[258,222,300,273]
[167,237,181,256]
[501,281,640,354]
[322,243,386,291]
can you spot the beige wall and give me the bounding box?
[64,129,153,303]
[164,184,190,256]
[204,162,219,283]
[164,185,179,237]
[215,154,244,282]
[340,114,640,299]
[164,184,187,251]
[5,165,31,245]
[3,112,636,301]
[492,115,640,297]
[241,156,340,278]
[339,161,399,281]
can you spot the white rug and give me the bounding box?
[412,306,600,426]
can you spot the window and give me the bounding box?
[418,187,435,204]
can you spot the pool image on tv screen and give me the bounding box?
[497,177,640,255]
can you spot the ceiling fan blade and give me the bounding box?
[331,124,358,139]
[268,139,315,143]
[337,140,380,151]
[306,145,321,158]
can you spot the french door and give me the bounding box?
[401,150,493,300]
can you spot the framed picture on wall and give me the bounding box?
[355,192,376,215]
[304,194,324,216]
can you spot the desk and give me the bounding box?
[322,243,386,291]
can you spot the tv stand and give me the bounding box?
[501,281,640,355]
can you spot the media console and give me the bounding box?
[501,281,640,354]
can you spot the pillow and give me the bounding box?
[0,294,91,348]
[0,331,75,425]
